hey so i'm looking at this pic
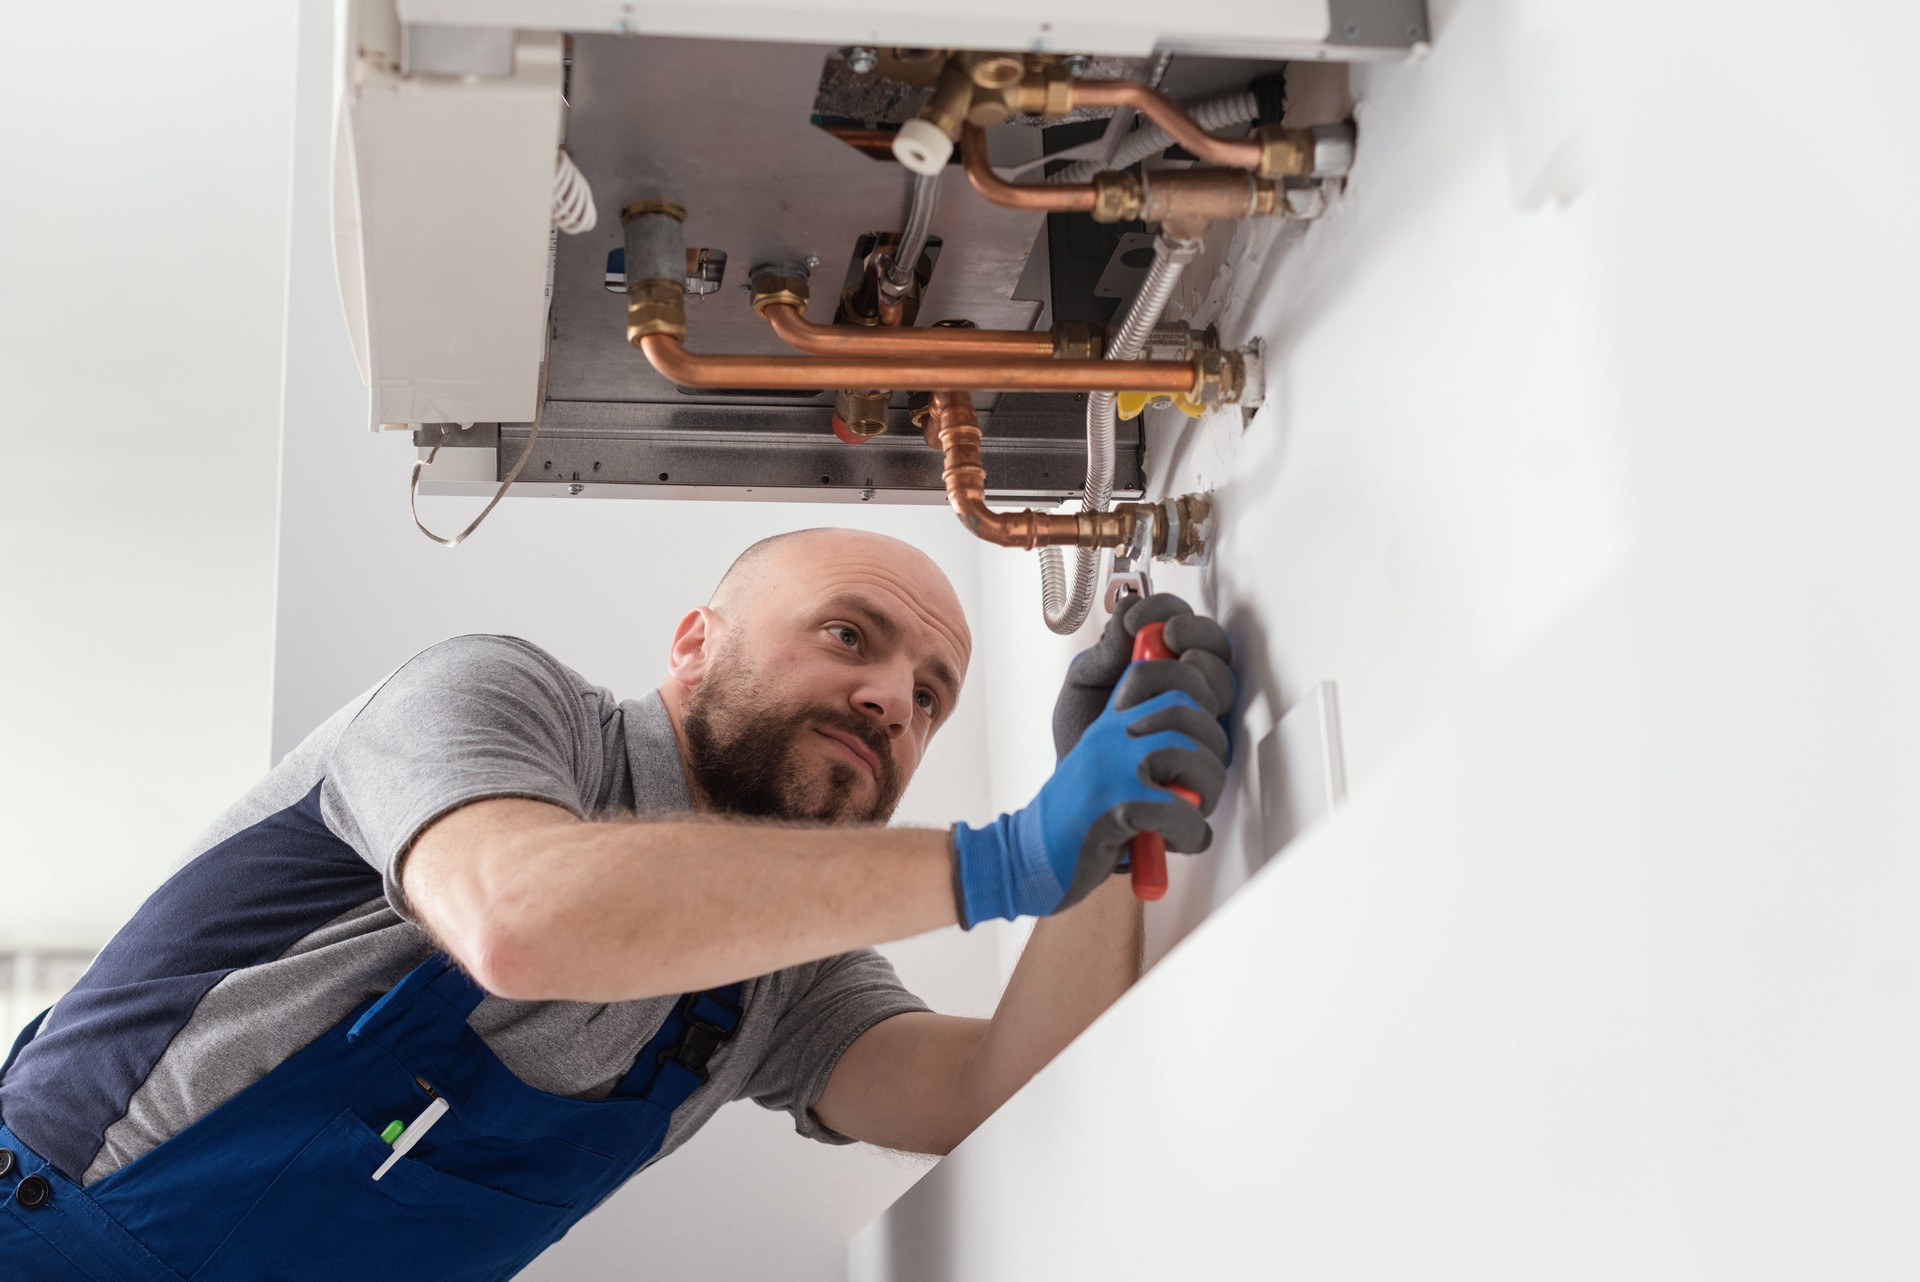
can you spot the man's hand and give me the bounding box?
[951,656,1233,926]
[1052,593,1234,759]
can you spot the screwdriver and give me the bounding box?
[1126,620,1201,902]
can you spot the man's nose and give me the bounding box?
[855,672,913,739]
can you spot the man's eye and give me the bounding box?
[915,689,937,715]
[831,626,860,648]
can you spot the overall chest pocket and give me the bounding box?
[193,1109,581,1282]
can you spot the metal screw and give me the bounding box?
[738,283,752,296]
[804,253,822,269]
[1061,54,1092,79]
[860,485,875,502]
[567,483,584,495]
[844,46,878,75]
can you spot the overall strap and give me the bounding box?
[619,984,745,1113]
[347,951,485,1046]
[0,1007,50,1085]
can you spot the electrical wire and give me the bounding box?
[552,147,598,234]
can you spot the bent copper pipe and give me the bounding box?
[961,126,1098,212]
[635,333,1194,395]
[762,304,1055,359]
[1070,80,1265,171]
[928,391,1136,550]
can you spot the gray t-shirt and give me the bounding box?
[0,634,928,1186]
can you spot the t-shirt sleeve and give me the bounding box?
[740,948,931,1144]
[320,634,606,921]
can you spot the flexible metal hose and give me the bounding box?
[883,171,940,296]
[1048,89,1260,185]
[1039,234,1201,633]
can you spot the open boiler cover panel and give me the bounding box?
[334,0,1422,625]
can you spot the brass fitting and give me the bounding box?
[621,198,686,223]
[623,199,689,340]
[1188,346,1247,405]
[748,269,811,317]
[958,51,1026,90]
[1049,320,1104,361]
[1091,171,1147,223]
[921,61,976,141]
[1142,169,1286,238]
[626,278,686,342]
[834,388,891,437]
[964,59,1074,125]
[1149,492,1213,562]
[1255,125,1315,179]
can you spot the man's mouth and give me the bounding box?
[813,727,882,780]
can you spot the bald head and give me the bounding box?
[710,529,969,653]
[669,527,972,822]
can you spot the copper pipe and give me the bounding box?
[928,391,1137,550]
[635,333,1195,395]
[763,304,1055,359]
[961,126,1098,212]
[1070,80,1264,171]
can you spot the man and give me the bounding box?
[0,527,1232,1281]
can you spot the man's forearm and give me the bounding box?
[955,873,1143,1116]
[409,799,958,1002]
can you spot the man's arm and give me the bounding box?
[405,798,957,1001]
[810,873,1140,1155]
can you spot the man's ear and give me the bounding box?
[667,607,718,688]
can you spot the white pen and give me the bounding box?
[371,1095,449,1182]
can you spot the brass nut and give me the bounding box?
[626,279,687,341]
[1188,347,1246,405]
[748,272,811,316]
[1091,171,1146,223]
[621,198,687,224]
[834,389,891,437]
[1010,65,1074,118]
[1255,125,1314,179]
[1050,321,1103,361]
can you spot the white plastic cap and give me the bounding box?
[892,118,954,176]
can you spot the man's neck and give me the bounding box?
[654,681,714,813]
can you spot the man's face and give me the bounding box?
[680,535,971,824]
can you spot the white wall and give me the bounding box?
[0,0,294,948]
[276,2,1013,1276]
[854,0,1920,1276]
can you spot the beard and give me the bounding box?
[682,652,905,824]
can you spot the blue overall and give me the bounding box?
[0,954,742,1281]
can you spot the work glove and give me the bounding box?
[950,662,1232,926]
[1052,593,1235,760]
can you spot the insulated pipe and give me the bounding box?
[929,391,1137,550]
[762,304,1056,359]
[633,333,1196,394]
[1040,233,1200,635]
[883,171,941,299]
[1068,80,1264,171]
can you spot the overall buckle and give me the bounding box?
[655,992,741,1082]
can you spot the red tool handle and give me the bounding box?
[1126,621,1200,902]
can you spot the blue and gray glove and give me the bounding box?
[950,656,1233,926]
[1052,593,1234,760]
